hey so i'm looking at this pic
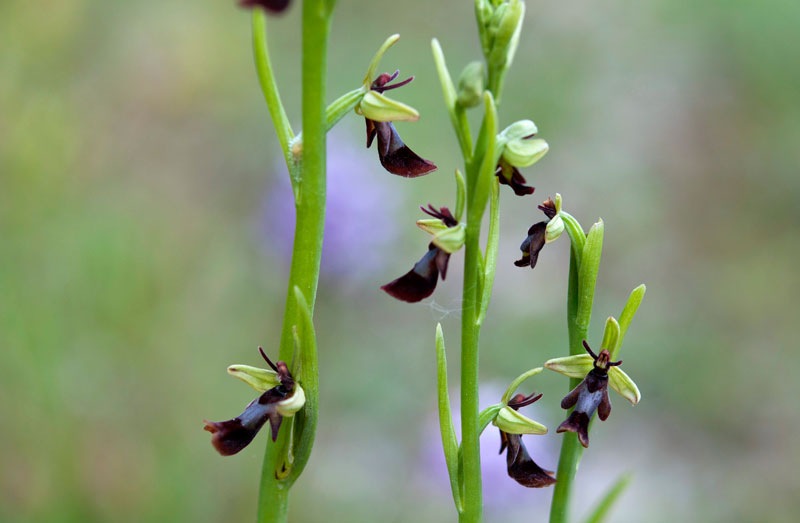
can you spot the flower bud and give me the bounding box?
[486,0,525,69]
[456,61,485,108]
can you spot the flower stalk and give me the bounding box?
[248,2,333,521]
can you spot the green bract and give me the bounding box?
[456,61,485,108]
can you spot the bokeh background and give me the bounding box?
[2,0,799,521]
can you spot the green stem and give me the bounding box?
[550,234,590,523]
[252,11,295,169]
[256,1,332,521]
[460,220,483,523]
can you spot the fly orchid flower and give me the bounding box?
[496,393,556,488]
[204,348,305,456]
[546,340,640,448]
[358,71,437,177]
[381,205,464,302]
[514,197,562,268]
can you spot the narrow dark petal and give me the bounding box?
[502,432,557,488]
[560,383,583,410]
[371,121,437,177]
[421,204,458,227]
[514,222,547,268]
[371,71,414,92]
[597,389,612,421]
[381,246,440,302]
[538,198,557,219]
[557,411,591,448]
[239,0,291,14]
[434,248,451,281]
[496,164,535,196]
[365,118,377,148]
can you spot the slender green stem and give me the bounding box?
[255,1,332,521]
[460,220,483,523]
[252,11,295,170]
[550,232,593,523]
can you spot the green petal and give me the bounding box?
[544,354,594,378]
[608,367,641,405]
[493,406,548,435]
[601,316,621,354]
[227,364,280,392]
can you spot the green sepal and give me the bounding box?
[435,324,462,513]
[608,367,641,405]
[503,137,548,168]
[493,406,548,435]
[600,317,621,354]
[363,34,400,86]
[356,90,420,122]
[501,366,544,405]
[227,364,280,392]
[499,119,538,141]
[432,223,466,254]
[544,354,594,378]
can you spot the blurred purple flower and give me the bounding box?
[259,135,402,287]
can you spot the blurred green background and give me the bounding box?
[2,0,799,521]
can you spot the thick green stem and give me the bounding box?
[459,221,483,523]
[255,1,332,521]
